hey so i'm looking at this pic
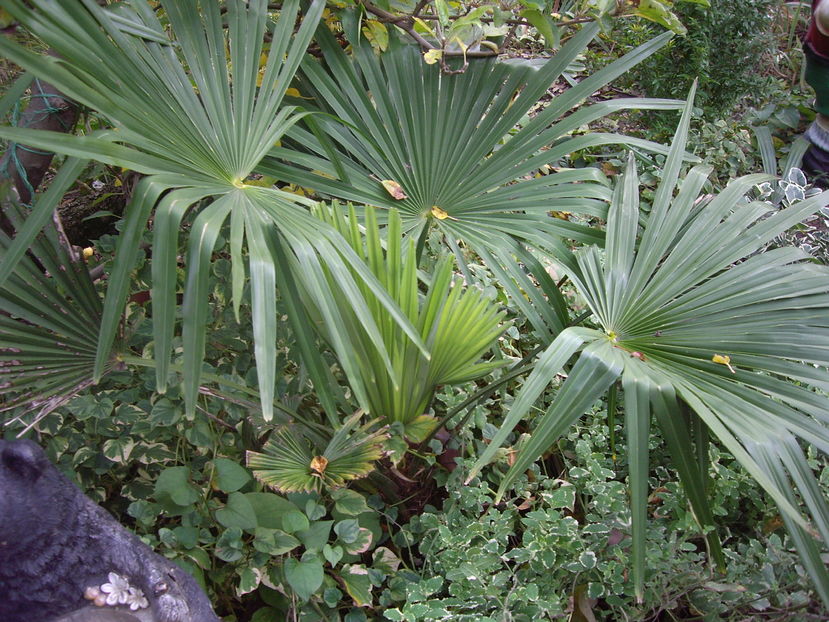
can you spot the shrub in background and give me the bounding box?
[624,0,776,119]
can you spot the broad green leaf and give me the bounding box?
[154,466,200,509]
[332,489,372,516]
[212,458,253,493]
[284,554,324,601]
[338,564,373,607]
[215,492,258,530]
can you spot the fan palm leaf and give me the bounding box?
[247,411,389,493]
[0,184,108,428]
[261,24,690,339]
[468,89,829,605]
[0,0,425,421]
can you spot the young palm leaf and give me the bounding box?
[309,203,506,440]
[0,0,425,421]
[261,24,687,339]
[468,90,829,605]
[247,412,388,493]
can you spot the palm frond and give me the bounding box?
[469,91,829,605]
[0,0,425,421]
[309,203,506,438]
[0,184,110,429]
[247,412,388,493]
[261,25,686,338]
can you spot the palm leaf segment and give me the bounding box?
[469,91,829,605]
[262,23,684,339]
[0,0,424,421]
[313,204,506,439]
[0,185,107,428]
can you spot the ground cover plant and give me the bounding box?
[1,1,829,620]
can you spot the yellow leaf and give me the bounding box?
[712,354,736,373]
[431,206,449,219]
[423,48,443,65]
[310,455,328,475]
[362,20,389,53]
[285,87,301,98]
[413,17,436,36]
[381,179,408,200]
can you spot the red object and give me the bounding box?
[808,0,829,58]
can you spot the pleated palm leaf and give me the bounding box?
[261,23,686,339]
[0,0,424,421]
[468,91,829,605]
[0,185,108,428]
[311,204,506,440]
[247,411,389,493]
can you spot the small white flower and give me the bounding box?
[100,572,130,606]
[91,180,105,190]
[126,586,149,611]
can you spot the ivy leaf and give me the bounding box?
[236,566,262,597]
[212,457,252,493]
[331,489,372,516]
[215,527,245,563]
[244,492,301,530]
[334,518,361,543]
[284,554,324,601]
[338,564,373,607]
[323,543,344,566]
[150,397,181,426]
[154,466,200,510]
[102,437,135,464]
[215,491,258,530]
[282,510,310,533]
[297,520,334,553]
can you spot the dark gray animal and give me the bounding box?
[0,439,220,622]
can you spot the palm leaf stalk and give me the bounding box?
[309,203,506,441]
[468,88,829,605]
[0,0,426,422]
[261,23,691,340]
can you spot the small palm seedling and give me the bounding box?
[310,204,506,441]
[468,89,829,605]
[247,411,388,494]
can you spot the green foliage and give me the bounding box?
[470,92,829,603]
[311,204,506,435]
[247,413,388,493]
[3,2,829,619]
[0,0,428,425]
[0,183,108,423]
[386,417,825,620]
[15,353,405,619]
[264,22,685,341]
[624,0,776,118]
